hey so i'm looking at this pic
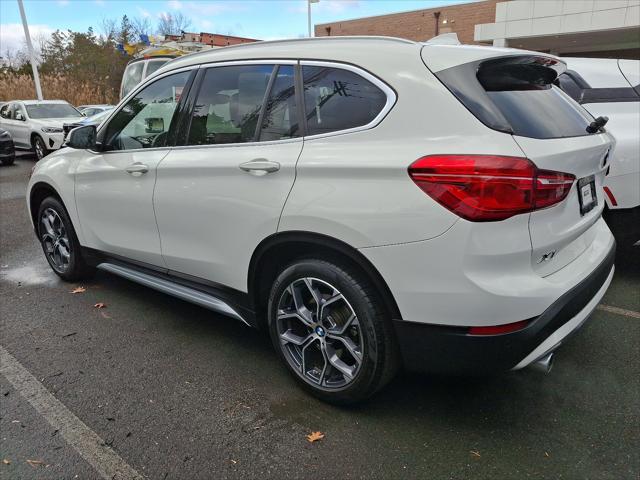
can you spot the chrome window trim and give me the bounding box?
[299,60,397,141]
[96,59,396,154]
[198,59,298,69]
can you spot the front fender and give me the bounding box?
[27,148,85,243]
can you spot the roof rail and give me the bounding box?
[174,35,417,62]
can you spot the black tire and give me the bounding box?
[37,196,94,281]
[268,258,399,404]
[32,135,49,160]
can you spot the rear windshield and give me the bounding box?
[435,56,595,139]
[26,103,81,119]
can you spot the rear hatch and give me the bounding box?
[422,46,613,276]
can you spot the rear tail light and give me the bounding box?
[408,155,575,221]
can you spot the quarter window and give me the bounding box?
[104,71,189,151]
[187,65,273,145]
[302,66,387,136]
[259,65,300,141]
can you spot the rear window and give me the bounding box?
[121,62,145,98]
[436,56,595,139]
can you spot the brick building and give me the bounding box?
[315,0,501,44]
[199,33,259,47]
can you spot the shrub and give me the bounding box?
[0,73,119,106]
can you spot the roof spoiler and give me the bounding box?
[424,33,461,46]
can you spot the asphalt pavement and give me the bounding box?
[1,155,639,479]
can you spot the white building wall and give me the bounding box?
[475,0,640,47]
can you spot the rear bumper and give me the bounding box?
[392,240,616,374]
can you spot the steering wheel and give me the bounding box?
[151,131,169,148]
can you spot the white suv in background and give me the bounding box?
[557,58,639,211]
[27,38,615,403]
[0,100,84,159]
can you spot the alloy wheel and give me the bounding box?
[40,207,71,272]
[34,138,45,159]
[276,277,363,389]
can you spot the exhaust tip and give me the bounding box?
[531,352,554,374]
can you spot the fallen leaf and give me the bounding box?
[470,450,481,458]
[26,459,45,467]
[70,287,86,294]
[306,431,325,443]
[94,303,107,309]
[2,459,10,465]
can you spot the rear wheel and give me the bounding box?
[37,197,94,281]
[268,258,399,404]
[32,135,49,160]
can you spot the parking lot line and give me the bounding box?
[0,346,143,480]
[597,304,640,319]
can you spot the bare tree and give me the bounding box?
[131,17,152,41]
[157,12,192,36]
[98,17,118,41]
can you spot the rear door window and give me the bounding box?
[301,66,387,136]
[187,64,273,145]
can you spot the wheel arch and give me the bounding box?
[248,231,401,329]
[30,131,43,145]
[29,181,63,233]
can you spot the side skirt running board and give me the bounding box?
[96,262,251,327]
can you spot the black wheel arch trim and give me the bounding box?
[248,231,402,325]
[29,181,65,234]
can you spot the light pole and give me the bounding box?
[17,0,43,100]
[308,0,319,38]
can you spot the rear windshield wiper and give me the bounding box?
[586,116,608,134]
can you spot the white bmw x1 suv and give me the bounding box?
[28,37,616,404]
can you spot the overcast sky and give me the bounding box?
[0,0,469,55]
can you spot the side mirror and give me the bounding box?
[66,125,96,150]
[15,112,24,121]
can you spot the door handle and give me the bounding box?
[125,162,149,175]
[239,159,280,176]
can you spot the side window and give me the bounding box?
[104,71,190,151]
[12,104,26,121]
[302,66,387,136]
[145,60,168,78]
[187,65,273,145]
[259,65,300,141]
[0,104,11,119]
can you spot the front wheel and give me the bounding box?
[37,197,94,281]
[32,135,49,160]
[268,258,399,404]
